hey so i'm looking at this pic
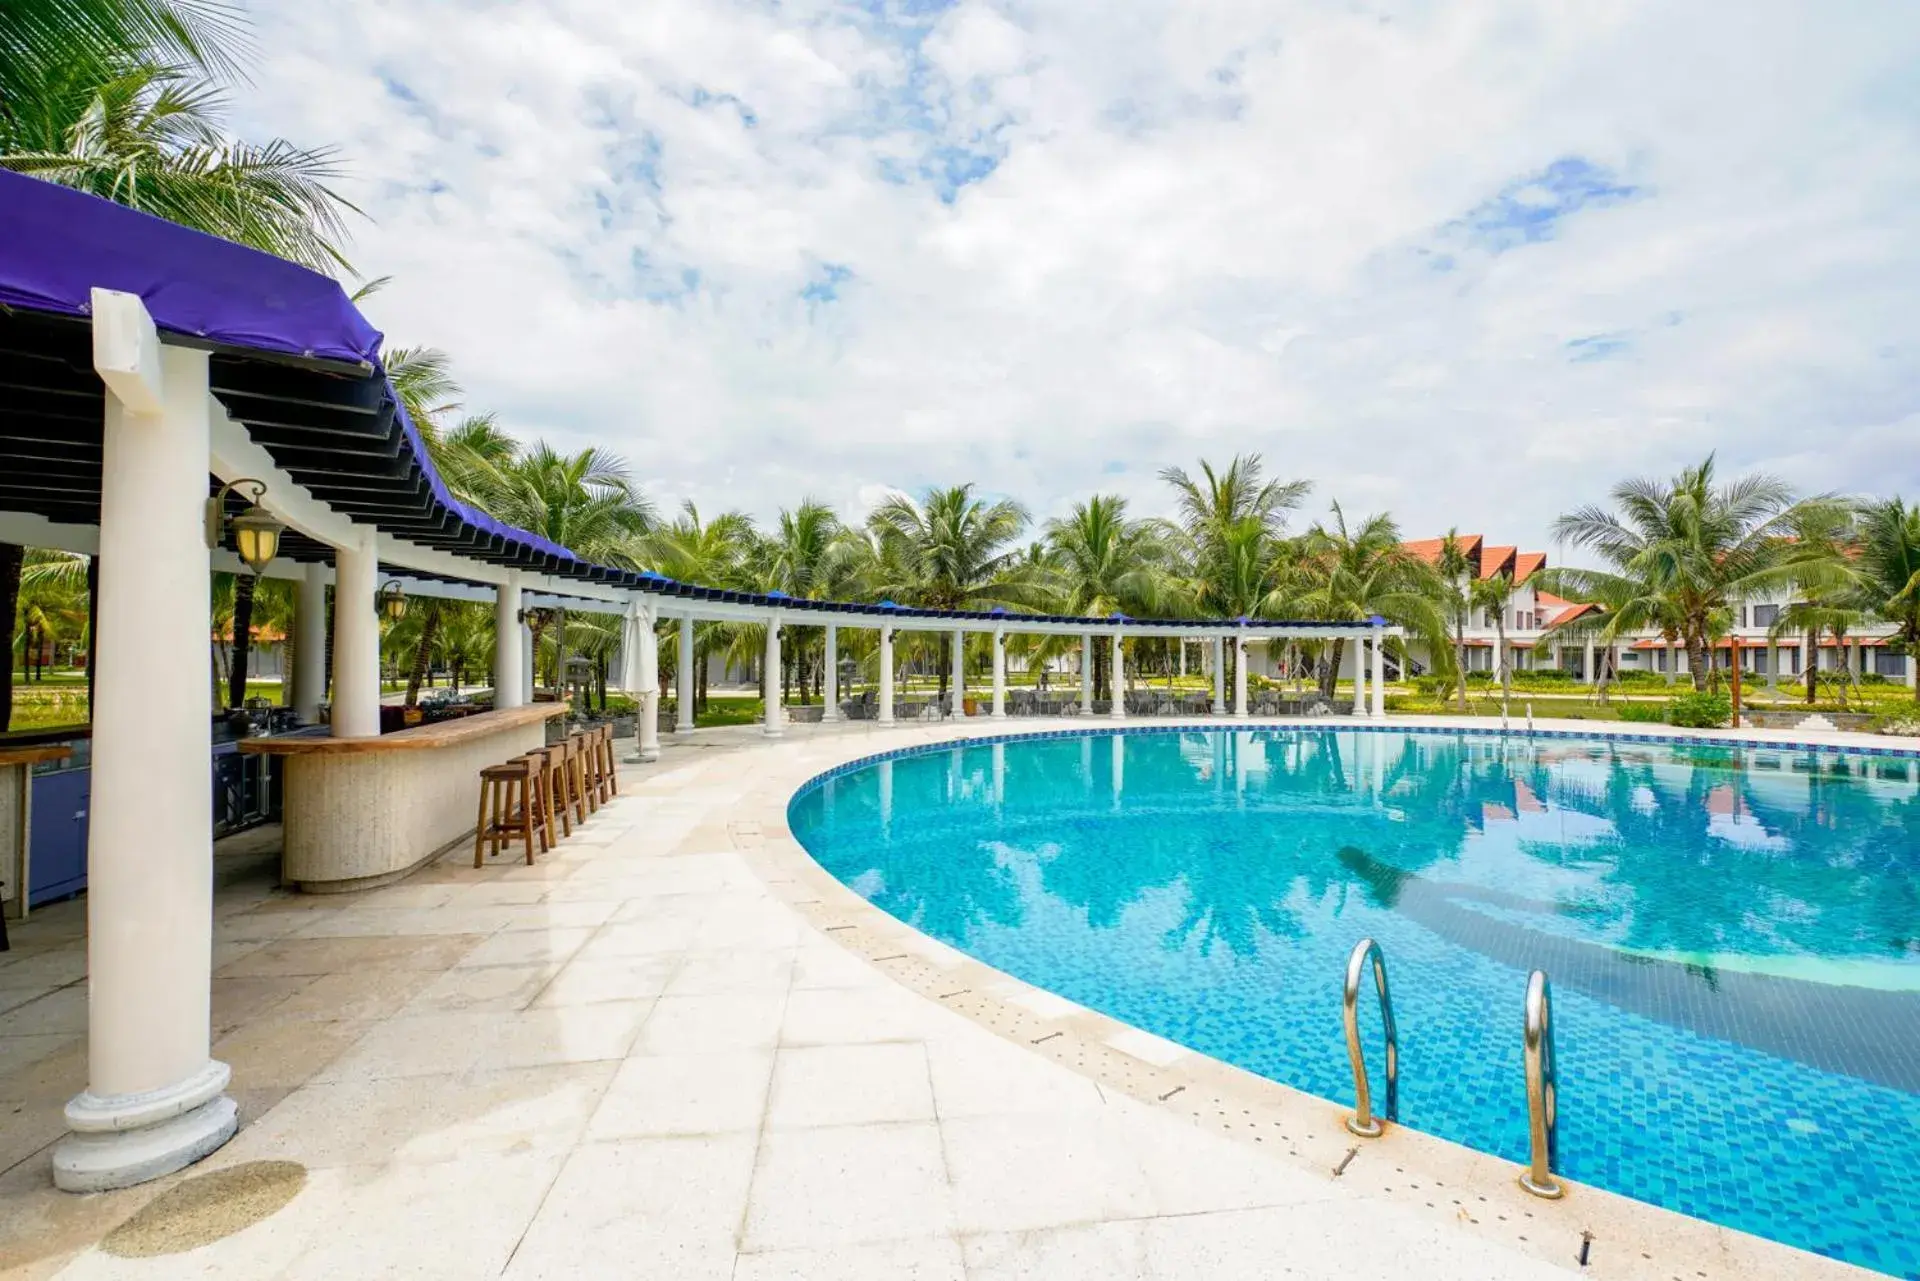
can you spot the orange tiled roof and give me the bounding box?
[1547,602,1598,626]
[1512,551,1546,584]
[1478,545,1517,579]
[1403,534,1481,567]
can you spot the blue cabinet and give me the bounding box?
[29,767,89,906]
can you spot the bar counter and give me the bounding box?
[240,704,567,892]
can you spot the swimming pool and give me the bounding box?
[788,726,1920,1278]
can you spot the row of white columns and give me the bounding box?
[658,617,1395,740]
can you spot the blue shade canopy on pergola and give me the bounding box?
[0,169,1389,635]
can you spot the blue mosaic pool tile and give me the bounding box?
[791,726,1920,1279]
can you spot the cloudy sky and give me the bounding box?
[233,0,1920,555]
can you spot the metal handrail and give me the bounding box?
[1519,969,1564,1198]
[1342,938,1399,1137]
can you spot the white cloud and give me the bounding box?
[230,0,1920,556]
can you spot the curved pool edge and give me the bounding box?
[705,715,1888,1281]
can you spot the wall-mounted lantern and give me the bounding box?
[376,580,408,621]
[204,479,285,576]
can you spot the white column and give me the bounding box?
[492,572,522,711]
[1233,637,1249,718]
[821,625,840,723]
[1583,638,1596,686]
[763,618,783,738]
[1212,637,1226,715]
[676,617,696,731]
[878,627,896,725]
[1109,632,1126,720]
[58,313,234,1191]
[950,628,966,717]
[291,560,327,723]
[1179,640,1188,678]
[991,628,1008,719]
[1080,635,1094,714]
[1907,652,1918,691]
[330,532,380,738]
[1370,625,1386,718]
[633,604,660,762]
[520,617,535,703]
[1350,635,1367,717]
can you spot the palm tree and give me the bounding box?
[636,502,755,715]
[740,501,861,704]
[867,485,1044,703]
[1289,505,1450,700]
[1159,454,1310,615]
[1855,498,1920,704]
[1,60,358,272]
[1771,501,1868,706]
[1435,529,1473,710]
[1468,573,1515,707]
[1547,456,1812,692]
[1,0,244,140]
[1044,495,1173,699]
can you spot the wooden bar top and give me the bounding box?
[0,745,73,768]
[238,704,568,756]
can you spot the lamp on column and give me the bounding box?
[376,580,408,621]
[204,478,285,576]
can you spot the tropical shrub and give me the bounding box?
[1667,690,1732,728]
[1616,702,1665,723]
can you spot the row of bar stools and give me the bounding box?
[473,725,622,868]
[474,757,543,867]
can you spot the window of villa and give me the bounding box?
[1751,603,1779,628]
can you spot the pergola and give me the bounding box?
[0,169,1401,1192]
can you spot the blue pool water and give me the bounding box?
[788,727,1920,1277]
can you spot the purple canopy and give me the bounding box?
[0,169,383,368]
[0,170,582,566]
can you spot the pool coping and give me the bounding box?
[714,716,1895,1281]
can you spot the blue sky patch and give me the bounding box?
[1566,331,1633,362]
[801,263,854,305]
[1452,156,1640,253]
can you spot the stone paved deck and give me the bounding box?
[1,715,1891,1280]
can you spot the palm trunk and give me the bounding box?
[227,575,257,711]
[1686,633,1709,692]
[1453,618,1468,712]
[1805,628,1819,705]
[404,600,443,707]
[0,542,20,732]
[1495,619,1510,706]
[1321,639,1343,700]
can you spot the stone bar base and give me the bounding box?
[241,705,567,892]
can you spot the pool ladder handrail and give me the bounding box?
[1519,969,1564,1199]
[1342,937,1399,1137]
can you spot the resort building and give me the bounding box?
[1400,533,1917,687]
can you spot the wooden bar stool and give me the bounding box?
[597,724,620,800]
[558,734,591,825]
[580,725,612,806]
[516,748,564,848]
[474,758,539,867]
[570,729,602,815]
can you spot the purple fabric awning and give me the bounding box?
[0,169,382,368]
